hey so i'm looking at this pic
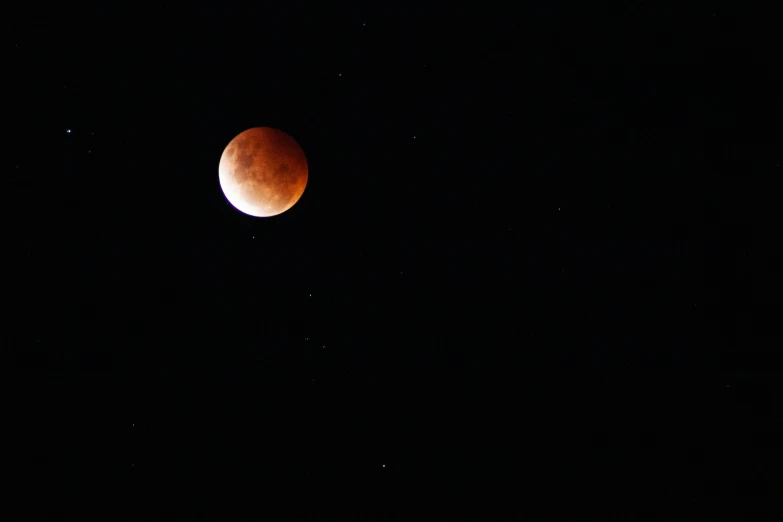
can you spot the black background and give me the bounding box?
[8,5,781,520]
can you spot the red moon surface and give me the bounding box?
[218,127,308,217]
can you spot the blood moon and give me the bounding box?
[218,127,308,217]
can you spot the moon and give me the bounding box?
[218,127,308,217]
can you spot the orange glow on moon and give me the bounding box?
[218,127,308,217]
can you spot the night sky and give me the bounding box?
[9,5,781,520]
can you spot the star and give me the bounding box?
[66,129,72,134]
